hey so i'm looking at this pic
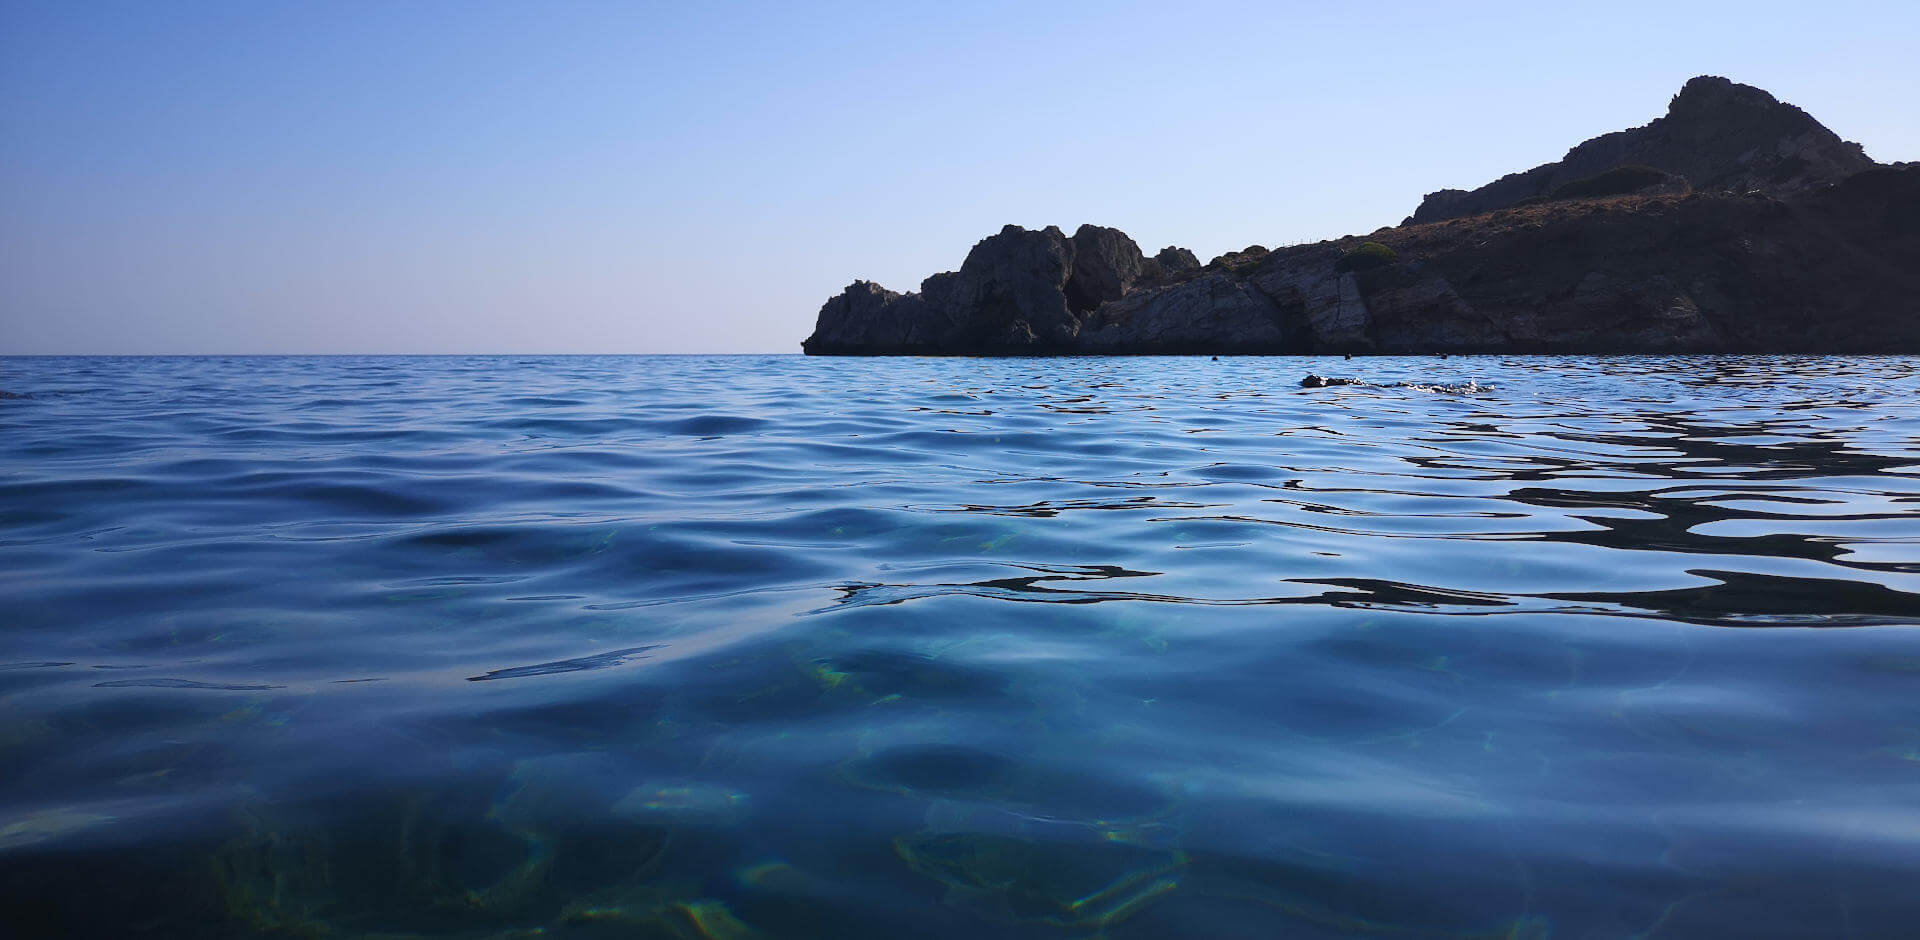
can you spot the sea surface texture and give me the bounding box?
[3,354,1919,938]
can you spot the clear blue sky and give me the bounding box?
[2,0,1914,354]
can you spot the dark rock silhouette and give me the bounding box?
[1152,246,1201,276]
[1406,76,1873,224]
[1300,375,1490,393]
[1066,225,1147,314]
[804,77,1916,356]
[803,224,1183,354]
[1078,273,1295,354]
[1300,374,1364,388]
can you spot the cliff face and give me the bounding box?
[1406,76,1874,224]
[1344,166,1920,353]
[801,223,1194,354]
[804,77,1916,356]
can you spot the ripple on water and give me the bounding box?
[2,353,1919,937]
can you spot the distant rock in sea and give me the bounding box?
[803,76,1918,356]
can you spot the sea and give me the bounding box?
[2,354,1918,938]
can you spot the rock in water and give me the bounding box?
[1300,374,1365,388]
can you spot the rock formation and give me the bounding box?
[1152,247,1200,276]
[801,223,1153,354]
[804,77,1917,356]
[1406,76,1874,224]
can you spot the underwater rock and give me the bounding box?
[894,830,1185,930]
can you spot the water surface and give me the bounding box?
[3,354,1918,937]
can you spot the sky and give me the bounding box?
[2,1,1916,355]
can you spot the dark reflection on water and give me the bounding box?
[2,354,1919,937]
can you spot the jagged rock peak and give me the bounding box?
[1153,246,1201,274]
[1667,74,1777,113]
[803,223,1156,354]
[1406,76,1876,224]
[1067,225,1147,313]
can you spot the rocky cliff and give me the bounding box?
[1405,76,1875,224]
[804,77,1916,356]
[802,224,1200,354]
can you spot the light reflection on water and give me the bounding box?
[1,354,1918,937]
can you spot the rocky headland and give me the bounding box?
[803,77,1919,356]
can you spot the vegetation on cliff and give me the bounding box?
[1333,242,1398,273]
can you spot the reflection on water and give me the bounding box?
[1,354,1918,937]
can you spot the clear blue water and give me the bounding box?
[3,354,1919,938]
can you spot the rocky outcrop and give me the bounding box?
[1245,249,1370,352]
[803,280,933,353]
[1407,76,1874,224]
[1077,274,1293,353]
[804,77,1917,356]
[939,224,1080,347]
[1067,225,1147,313]
[806,166,1920,355]
[1360,165,1920,352]
[801,223,1197,355]
[1153,246,1201,275]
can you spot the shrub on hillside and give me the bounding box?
[1334,241,1398,273]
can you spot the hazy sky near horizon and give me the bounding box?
[3,1,1916,355]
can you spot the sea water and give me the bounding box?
[2,354,1918,937]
